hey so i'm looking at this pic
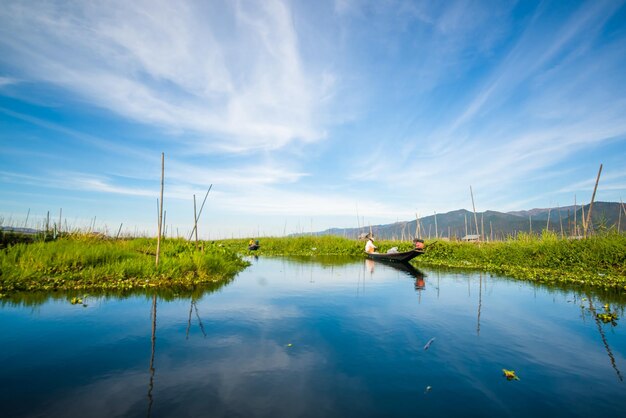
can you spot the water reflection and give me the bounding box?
[477,273,483,336]
[0,277,236,307]
[186,299,207,339]
[1,257,626,417]
[586,294,623,382]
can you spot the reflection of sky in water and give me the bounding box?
[1,257,625,417]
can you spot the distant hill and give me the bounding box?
[0,226,41,235]
[313,202,624,240]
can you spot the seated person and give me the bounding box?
[413,238,425,250]
[365,236,377,253]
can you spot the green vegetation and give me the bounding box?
[2,231,624,296]
[0,235,248,294]
[220,236,366,256]
[219,233,626,292]
[415,231,626,291]
[1,230,37,248]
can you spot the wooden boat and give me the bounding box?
[248,244,260,251]
[364,249,424,263]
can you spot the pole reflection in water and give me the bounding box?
[147,294,157,418]
[587,295,623,382]
[186,299,207,340]
[477,273,483,336]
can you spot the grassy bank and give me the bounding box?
[220,233,626,291]
[0,236,248,294]
[415,232,626,291]
[2,233,624,295]
[219,236,366,256]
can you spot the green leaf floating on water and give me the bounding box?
[502,369,520,381]
[597,312,618,324]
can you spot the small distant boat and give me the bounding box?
[365,249,424,263]
[248,239,260,251]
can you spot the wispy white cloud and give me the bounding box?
[0,0,329,152]
[447,0,623,132]
[346,0,626,212]
[1,0,625,235]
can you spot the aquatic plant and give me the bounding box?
[216,233,626,292]
[0,236,248,294]
[415,232,626,292]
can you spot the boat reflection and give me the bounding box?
[365,259,426,290]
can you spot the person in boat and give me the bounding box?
[413,238,425,250]
[248,239,260,251]
[365,235,377,253]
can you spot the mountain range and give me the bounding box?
[316,201,625,240]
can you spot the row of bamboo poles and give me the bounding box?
[364,164,625,242]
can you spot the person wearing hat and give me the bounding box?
[365,235,377,253]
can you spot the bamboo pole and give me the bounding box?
[574,195,577,236]
[162,210,167,239]
[415,213,421,238]
[584,163,603,238]
[567,209,571,237]
[193,194,198,249]
[24,208,30,228]
[434,211,438,239]
[546,207,551,231]
[470,186,479,239]
[116,223,123,239]
[557,204,564,238]
[188,185,213,241]
[155,152,164,267]
[464,213,468,238]
[58,208,62,234]
[581,204,586,236]
[481,213,484,241]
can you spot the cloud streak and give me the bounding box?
[0,0,328,151]
[1,0,625,236]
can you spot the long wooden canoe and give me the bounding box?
[364,249,424,263]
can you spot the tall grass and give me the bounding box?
[2,232,624,294]
[0,235,248,293]
[416,231,626,291]
[217,233,626,291]
[218,236,366,256]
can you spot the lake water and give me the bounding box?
[1,256,625,417]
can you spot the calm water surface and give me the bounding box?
[1,256,625,417]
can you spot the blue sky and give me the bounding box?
[1,0,625,238]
